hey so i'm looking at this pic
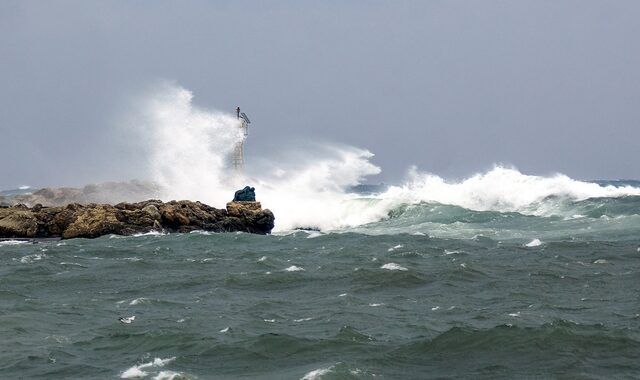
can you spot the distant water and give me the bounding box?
[2,185,640,378]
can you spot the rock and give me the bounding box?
[63,204,124,239]
[226,201,274,234]
[142,204,161,220]
[233,186,256,202]
[226,201,263,217]
[0,209,38,237]
[0,198,275,239]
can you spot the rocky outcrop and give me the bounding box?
[0,200,274,239]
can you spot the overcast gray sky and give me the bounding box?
[1,0,639,189]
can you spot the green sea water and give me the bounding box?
[2,199,640,379]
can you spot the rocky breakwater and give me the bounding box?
[0,199,274,239]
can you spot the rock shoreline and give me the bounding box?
[0,200,274,239]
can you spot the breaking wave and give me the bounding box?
[124,83,640,233]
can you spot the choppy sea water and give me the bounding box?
[2,194,640,379]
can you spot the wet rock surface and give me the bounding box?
[0,200,274,239]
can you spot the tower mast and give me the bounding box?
[232,110,251,172]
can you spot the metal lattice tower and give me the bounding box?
[232,112,251,171]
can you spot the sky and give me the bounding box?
[1,0,639,189]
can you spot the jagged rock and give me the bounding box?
[0,209,38,237]
[226,201,263,217]
[0,199,275,239]
[233,186,256,202]
[225,201,274,234]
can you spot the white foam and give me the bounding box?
[387,244,404,252]
[285,265,305,272]
[525,238,542,247]
[121,357,176,379]
[305,231,324,239]
[0,240,30,246]
[381,166,640,217]
[133,231,166,237]
[121,366,147,378]
[129,298,150,306]
[153,371,182,380]
[301,366,333,380]
[18,253,45,264]
[381,263,408,271]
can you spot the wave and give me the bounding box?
[120,83,640,233]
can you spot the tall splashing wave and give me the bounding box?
[127,83,384,231]
[131,83,244,205]
[127,83,640,233]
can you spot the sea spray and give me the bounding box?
[123,83,640,232]
[128,82,245,205]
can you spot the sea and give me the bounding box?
[1,172,640,379]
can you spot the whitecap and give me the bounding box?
[263,319,275,323]
[387,244,404,252]
[305,231,323,239]
[153,371,183,380]
[121,366,147,378]
[380,263,407,271]
[121,357,176,379]
[129,297,150,306]
[258,256,267,262]
[19,253,46,264]
[219,327,229,333]
[593,259,609,264]
[338,293,347,297]
[0,240,30,246]
[369,303,383,307]
[431,306,440,311]
[508,312,521,317]
[525,238,542,247]
[285,265,305,272]
[133,231,166,237]
[301,366,333,380]
[59,262,85,267]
